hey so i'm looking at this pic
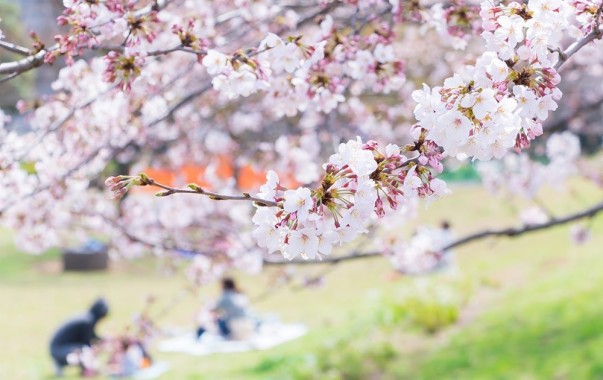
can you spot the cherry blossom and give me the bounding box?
[202,50,228,75]
[283,187,313,222]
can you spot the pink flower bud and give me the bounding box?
[104,176,121,187]
[375,197,385,218]
[111,187,127,200]
[110,181,127,192]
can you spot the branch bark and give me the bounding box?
[0,48,48,75]
[0,0,174,77]
[0,40,31,56]
[145,177,278,207]
[555,13,603,71]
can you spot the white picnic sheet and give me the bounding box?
[132,361,171,380]
[156,322,308,356]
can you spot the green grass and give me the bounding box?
[399,230,603,380]
[439,162,481,182]
[0,180,602,379]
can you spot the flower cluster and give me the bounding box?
[570,0,603,34]
[413,1,586,161]
[477,131,582,199]
[47,0,118,64]
[386,226,454,275]
[124,12,159,47]
[206,54,268,99]
[430,1,482,50]
[201,16,407,115]
[262,17,406,116]
[47,1,158,65]
[171,19,208,55]
[103,51,146,91]
[252,137,449,261]
[202,33,325,100]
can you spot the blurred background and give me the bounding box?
[1,175,602,379]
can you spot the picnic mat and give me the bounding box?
[132,361,171,380]
[156,323,308,356]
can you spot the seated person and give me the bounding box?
[49,298,109,377]
[197,277,251,339]
[434,220,458,274]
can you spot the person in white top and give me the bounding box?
[436,220,458,274]
[196,278,251,339]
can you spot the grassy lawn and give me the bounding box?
[398,211,603,380]
[0,181,602,379]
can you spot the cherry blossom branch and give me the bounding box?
[0,48,48,75]
[264,199,603,265]
[0,42,199,78]
[554,4,603,71]
[554,32,601,71]
[95,44,204,57]
[0,40,31,56]
[0,0,174,77]
[124,4,343,130]
[105,3,345,133]
[444,200,603,249]
[0,0,336,79]
[106,174,277,206]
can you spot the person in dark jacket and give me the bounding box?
[49,298,109,376]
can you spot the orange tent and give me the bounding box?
[134,155,299,193]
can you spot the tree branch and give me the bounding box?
[0,40,31,56]
[445,200,603,249]
[264,199,603,265]
[555,7,603,71]
[0,48,47,75]
[145,177,278,207]
[0,0,174,77]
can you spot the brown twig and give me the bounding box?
[146,177,278,207]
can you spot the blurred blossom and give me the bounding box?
[520,207,549,226]
[570,224,591,245]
